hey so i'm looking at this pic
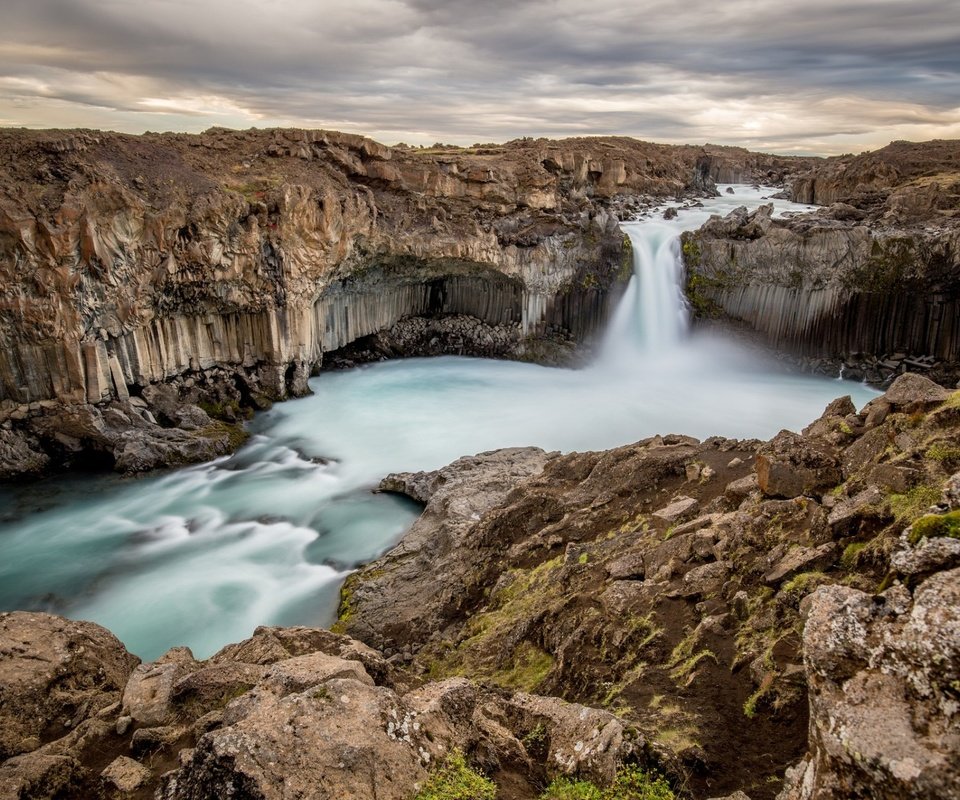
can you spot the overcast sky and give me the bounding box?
[2,0,958,154]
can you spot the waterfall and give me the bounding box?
[600,220,691,361]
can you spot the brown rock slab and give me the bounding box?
[261,651,374,694]
[170,662,268,719]
[756,430,841,499]
[826,487,884,535]
[725,473,759,503]
[682,561,730,597]
[101,755,152,793]
[763,543,836,586]
[605,552,645,581]
[652,495,700,525]
[841,425,890,478]
[0,612,139,761]
[123,660,195,727]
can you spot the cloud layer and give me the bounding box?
[2,0,958,153]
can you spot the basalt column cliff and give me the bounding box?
[682,140,960,384]
[0,129,804,475]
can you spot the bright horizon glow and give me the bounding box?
[1,0,958,156]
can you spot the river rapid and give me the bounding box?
[0,186,877,660]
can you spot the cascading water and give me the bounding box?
[603,224,689,355]
[0,185,879,660]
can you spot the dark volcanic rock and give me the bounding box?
[682,140,960,374]
[755,431,841,499]
[345,447,553,648]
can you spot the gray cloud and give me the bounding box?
[1,0,958,153]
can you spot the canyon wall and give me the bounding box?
[682,140,960,381]
[1,129,806,410]
[0,128,816,474]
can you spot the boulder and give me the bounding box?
[495,691,640,785]
[122,652,198,727]
[652,495,700,525]
[260,651,374,694]
[756,431,841,499]
[210,625,393,686]
[882,373,950,408]
[944,472,960,509]
[682,560,729,597]
[841,425,890,478]
[169,662,268,719]
[891,532,960,577]
[0,612,139,761]
[101,755,152,793]
[605,552,645,581]
[779,572,960,799]
[725,473,759,503]
[0,752,83,799]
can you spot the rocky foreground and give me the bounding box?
[1,372,958,800]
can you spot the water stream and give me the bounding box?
[0,186,878,660]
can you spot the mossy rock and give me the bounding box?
[538,764,675,800]
[908,511,960,545]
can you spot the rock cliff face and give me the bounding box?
[682,140,960,382]
[0,128,809,475]
[0,130,807,406]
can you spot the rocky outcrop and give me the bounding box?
[682,140,960,382]
[341,373,960,799]
[0,612,139,761]
[344,447,554,648]
[778,453,960,800]
[790,139,960,218]
[0,618,649,800]
[778,568,960,800]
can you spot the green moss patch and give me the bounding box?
[414,750,496,800]
[539,765,674,800]
[492,642,554,692]
[888,485,941,522]
[908,511,960,545]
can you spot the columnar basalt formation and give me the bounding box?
[0,129,809,475]
[682,140,960,382]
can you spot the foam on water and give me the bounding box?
[0,185,878,659]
